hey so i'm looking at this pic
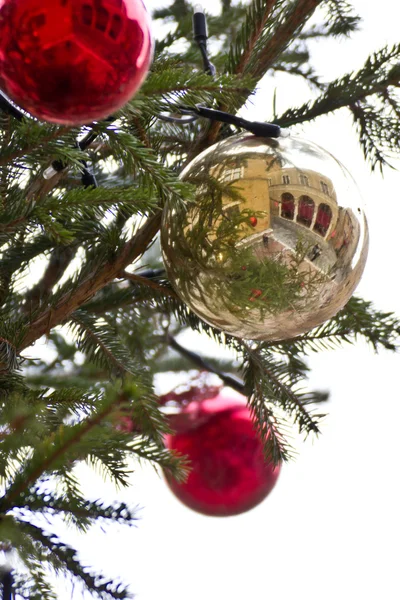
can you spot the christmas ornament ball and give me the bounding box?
[162,134,369,341]
[0,0,152,125]
[164,394,280,517]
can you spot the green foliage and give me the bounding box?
[274,43,400,169]
[0,0,399,597]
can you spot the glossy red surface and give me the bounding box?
[0,0,152,125]
[165,395,280,517]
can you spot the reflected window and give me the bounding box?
[281,193,295,220]
[282,175,290,185]
[299,174,309,186]
[297,196,314,227]
[221,166,243,183]
[314,203,332,237]
[320,180,329,195]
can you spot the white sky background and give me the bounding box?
[47,1,400,599]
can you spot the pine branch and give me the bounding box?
[19,211,162,352]
[139,67,253,101]
[24,245,77,313]
[13,569,57,600]
[16,520,132,600]
[68,310,138,377]
[14,490,139,532]
[104,129,192,206]
[350,99,400,170]
[226,0,280,75]
[268,297,400,355]
[167,334,245,394]
[243,355,295,464]
[242,343,323,462]
[323,0,361,36]
[274,44,400,127]
[0,121,73,168]
[121,270,179,299]
[0,394,123,510]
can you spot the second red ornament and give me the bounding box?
[165,392,281,517]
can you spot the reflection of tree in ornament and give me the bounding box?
[170,179,329,319]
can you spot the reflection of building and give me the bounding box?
[215,160,271,233]
[268,167,338,240]
[214,160,360,276]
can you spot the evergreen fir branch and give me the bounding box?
[15,520,132,600]
[271,45,325,89]
[24,245,78,313]
[270,297,400,354]
[35,186,157,219]
[42,388,99,419]
[0,236,54,275]
[128,435,189,483]
[242,344,323,440]
[14,490,138,532]
[138,69,253,105]
[226,0,283,75]
[18,211,162,352]
[322,0,361,37]
[118,381,171,447]
[0,319,29,365]
[0,391,100,479]
[12,569,58,600]
[167,334,245,394]
[156,292,243,357]
[0,393,126,510]
[228,0,323,78]
[350,100,400,170]
[121,270,178,299]
[242,351,294,464]
[77,285,138,316]
[274,44,400,127]
[24,373,102,390]
[0,371,27,400]
[0,337,19,372]
[0,121,74,168]
[68,310,138,377]
[104,128,192,206]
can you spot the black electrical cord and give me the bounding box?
[193,6,216,77]
[181,104,281,137]
[159,6,282,138]
[0,90,107,188]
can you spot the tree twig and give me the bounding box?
[120,270,179,299]
[18,212,162,352]
[24,245,78,313]
[235,0,279,75]
[167,334,246,395]
[250,0,323,79]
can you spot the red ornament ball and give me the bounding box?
[165,394,280,517]
[249,216,258,227]
[0,0,152,125]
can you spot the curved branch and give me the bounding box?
[167,334,246,395]
[18,212,162,352]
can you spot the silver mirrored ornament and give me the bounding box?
[161,133,369,341]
